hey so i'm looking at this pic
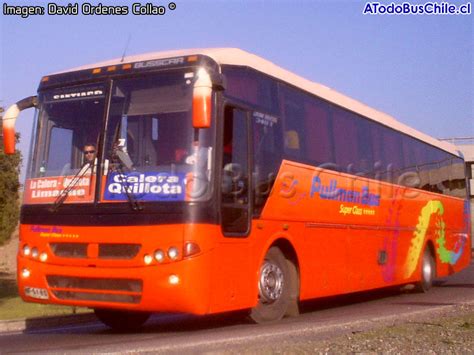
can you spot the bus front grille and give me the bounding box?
[98,244,141,259]
[50,243,88,258]
[46,275,142,304]
[49,243,141,260]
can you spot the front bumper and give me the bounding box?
[17,251,212,315]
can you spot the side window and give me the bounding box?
[402,136,418,173]
[331,107,358,172]
[355,118,374,177]
[381,127,403,183]
[304,98,333,165]
[371,124,386,178]
[448,157,467,198]
[252,111,283,215]
[280,85,305,160]
[222,66,279,115]
[221,107,250,235]
[222,68,259,106]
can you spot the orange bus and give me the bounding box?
[3,48,471,330]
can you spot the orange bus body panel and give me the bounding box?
[261,160,470,299]
[17,160,470,315]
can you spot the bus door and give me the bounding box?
[210,105,253,312]
[220,106,251,235]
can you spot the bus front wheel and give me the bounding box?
[249,247,299,323]
[415,248,435,293]
[94,308,151,331]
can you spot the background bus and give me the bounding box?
[2,48,470,329]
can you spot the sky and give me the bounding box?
[1,0,473,181]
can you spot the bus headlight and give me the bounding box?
[39,252,48,262]
[31,248,39,259]
[21,268,31,278]
[143,254,153,265]
[23,245,31,256]
[168,274,180,285]
[168,247,179,260]
[154,250,165,262]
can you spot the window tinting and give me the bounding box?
[332,107,359,172]
[222,66,278,114]
[252,111,283,214]
[280,85,306,160]
[304,98,333,164]
[222,65,466,199]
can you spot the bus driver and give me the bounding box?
[83,143,97,164]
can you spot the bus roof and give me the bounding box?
[54,48,459,157]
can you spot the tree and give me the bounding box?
[0,106,22,245]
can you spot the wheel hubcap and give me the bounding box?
[258,261,284,304]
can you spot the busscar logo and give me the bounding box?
[134,57,185,69]
[53,90,104,100]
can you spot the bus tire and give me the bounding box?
[414,248,435,293]
[94,309,151,331]
[249,247,299,323]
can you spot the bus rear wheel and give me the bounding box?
[249,247,299,323]
[414,248,435,293]
[94,309,151,331]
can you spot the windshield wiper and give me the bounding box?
[52,162,91,211]
[111,150,143,211]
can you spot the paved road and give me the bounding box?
[0,262,473,354]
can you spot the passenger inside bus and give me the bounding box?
[174,148,188,163]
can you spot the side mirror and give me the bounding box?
[192,69,213,129]
[192,70,226,129]
[2,96,37,154]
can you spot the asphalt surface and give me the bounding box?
[0,261,472,354]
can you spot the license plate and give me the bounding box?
[24,287,49,300]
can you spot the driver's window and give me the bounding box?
[46,126,73,175]
[221,107,250,235]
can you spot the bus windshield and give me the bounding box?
[24,84,106,205]
[31,84,106,179]
[102,71,214,203]
[25,69,214,205]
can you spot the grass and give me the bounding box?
[0,272,90,321]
